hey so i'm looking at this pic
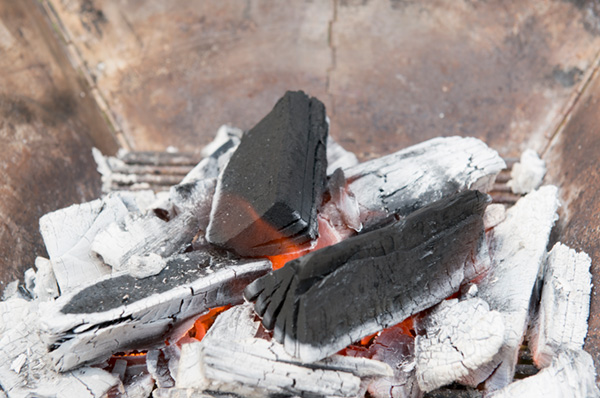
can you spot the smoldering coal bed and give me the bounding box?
[0,91,597,398]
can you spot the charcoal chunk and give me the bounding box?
[206,91,328,257]
[244,190,490,362]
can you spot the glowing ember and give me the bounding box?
[183,305,231,342]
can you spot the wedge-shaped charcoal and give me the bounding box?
[469,186,559,391]
[415,298,504,392]
[344,136,505,229]
[40,251,270,372]
[189,304,392,398]
[529,243,592,368]
[486,349,599,398]
[245,190,489,362]
[206,90,328,257]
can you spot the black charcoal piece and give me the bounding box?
[41,251,271,372]
[206,91,328,257]
[244,190,490,362]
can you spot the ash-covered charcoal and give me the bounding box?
[188,304,392,398]
[41,251,271,372]
[245,190,490,362]
[469,186,559,391]
[414,298,504,392]
[486,349,599,398]
[206,90,329,257]
[529,243,592,369]
[344,136,505,230]
[0,297,120,398]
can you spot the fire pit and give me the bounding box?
[0,91,596,398]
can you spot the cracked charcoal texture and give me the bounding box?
[245,190,489,362]
[206,91,328,257]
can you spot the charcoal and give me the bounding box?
[40,251,271,372]
[414,298,504,392]
[344,136,505,230]
[470,186,559,391]
[188,304,392,398]
[244,190,490,362]
[529,243,592,368]
[206,91,328,257]
[486,350,599,398]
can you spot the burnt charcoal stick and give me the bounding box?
[244,190,490,362]
[206,91,328,257]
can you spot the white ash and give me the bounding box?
[327,135,359,174]
[487,349,599,398]
[200,125,243,158]
[415,298,505,392]
[482,203,506,230]
[529,243,592,368]
[0,297,119,398]
[507,149,546,194]
[344,136,505,229]
[473,186,560,390]
[189,304,392,398]
[126,253,168,279]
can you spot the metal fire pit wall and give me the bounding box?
[2,0,600,382]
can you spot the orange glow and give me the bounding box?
[181,305,231,343]
[267,217,345,269]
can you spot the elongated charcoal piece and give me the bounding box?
[472,186,559,391]
[40,251,271,372]
[344,136,505,229]
[529,243,592,368]
[206,90,328,257]
[188,304,392,398]
[245,190,489,362]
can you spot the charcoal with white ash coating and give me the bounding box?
[206,90,329,257]
[244,190,490,363]
[41,250,271,372]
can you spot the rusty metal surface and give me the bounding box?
[44,0,333,152]
[543,60,600,376]
[45,0,600,160]
[0,0,119,287]
[330,0,600,159]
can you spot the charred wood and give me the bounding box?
[529,243,592,368]
[207,90,329,257]
[0,298,119,398]
[486,349,599,398]
[344,136,505,229]
[40,252,271,372]
[187,304,392,398]
[245,190,489,362]
[414,298,504,392]
[471,186,559,391]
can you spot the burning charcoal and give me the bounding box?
[529,243,592,368]
[486,350,599,398]
[469,186,559,391]
[414,298,505,392]
[206,90,329,257]
[41,251,271,372]
[507,149,546,195]
[319,168,363,238]
[344,136,505,229]
[0,297,120,397]
[245,190,490,362]
[346,326,422,398]
[191,304,392,398]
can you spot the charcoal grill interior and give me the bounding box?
[2,0,600,395]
